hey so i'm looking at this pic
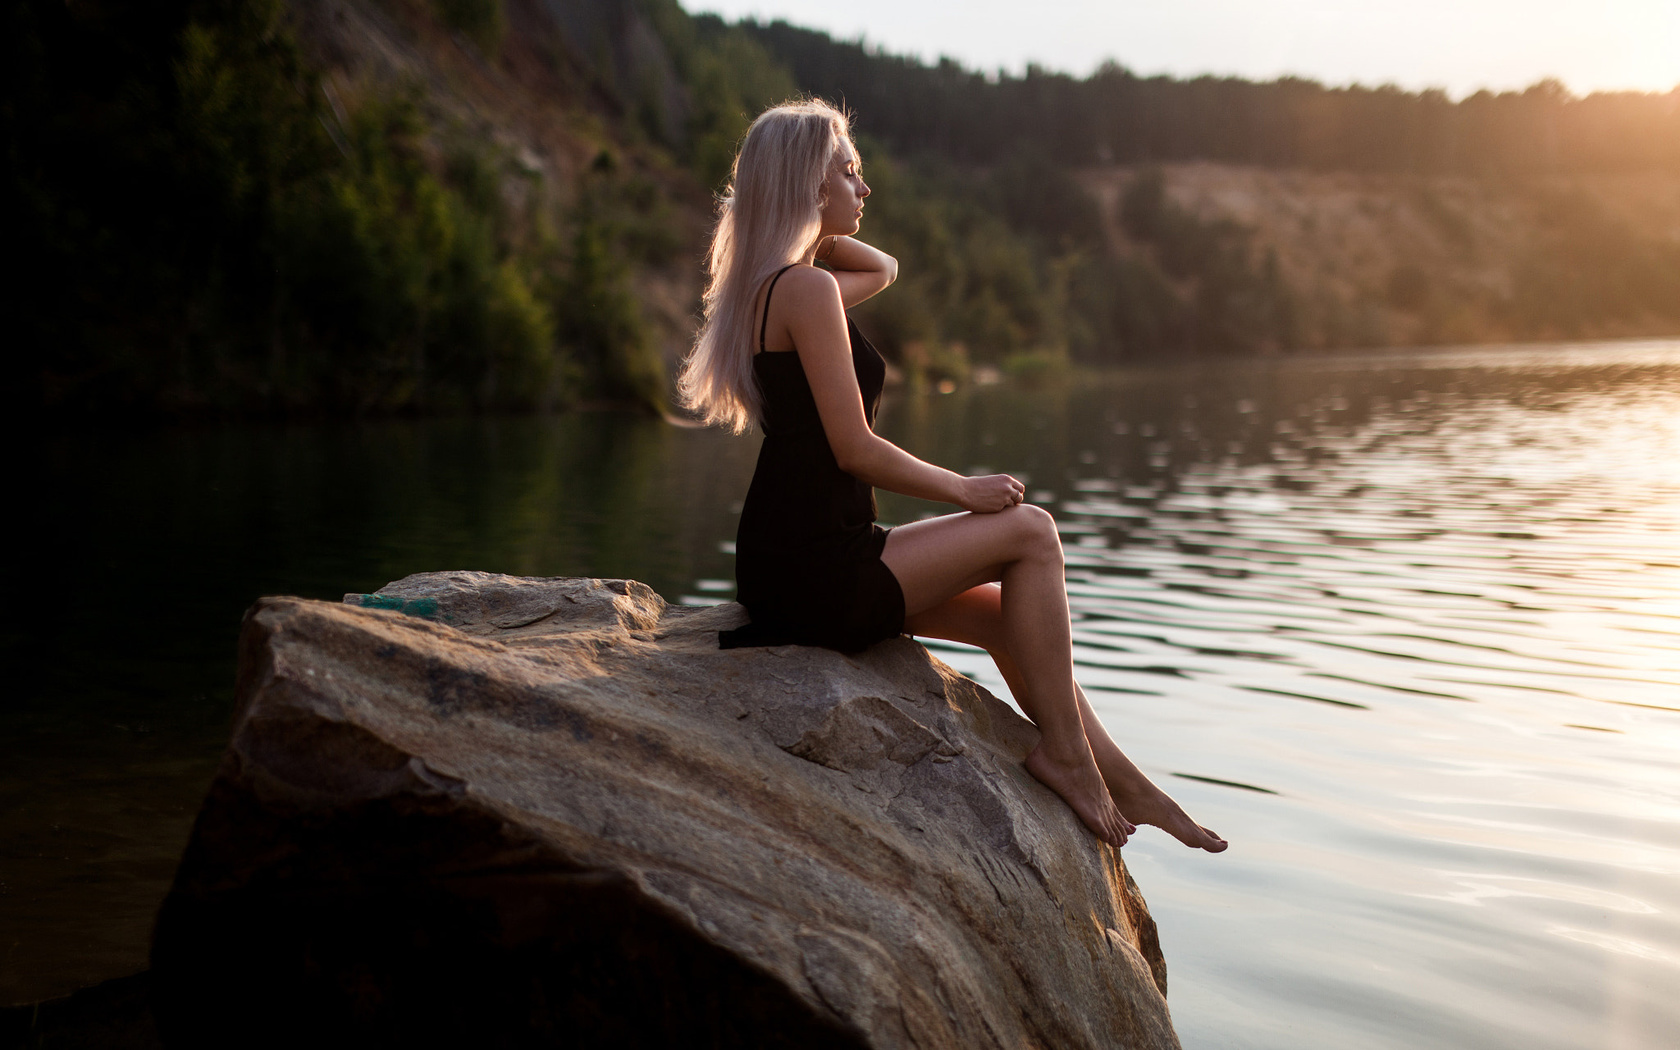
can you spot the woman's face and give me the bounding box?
[817,141,870,238]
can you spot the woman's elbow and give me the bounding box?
[833,437,875,477]
[834,448,864,476]
[882,255,899,286]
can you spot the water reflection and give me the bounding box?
[879,340,1680,1050]
[7,341,1680,1050]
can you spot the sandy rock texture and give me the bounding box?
[150,572,1178,1049]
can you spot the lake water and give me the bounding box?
[7,339,1680,1048]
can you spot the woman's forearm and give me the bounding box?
[838,434,968,505]
[820,237,897,308]
[821,236,897,281]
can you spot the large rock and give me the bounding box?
[151,573,1179,1049]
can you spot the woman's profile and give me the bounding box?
[680,99,1225,852]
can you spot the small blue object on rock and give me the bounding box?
[351,594,442,620]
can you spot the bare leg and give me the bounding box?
[883,508,1131,847]
[905,582,1226,853]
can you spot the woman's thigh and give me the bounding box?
[881,505,1057,618]
[902,582,1007,650]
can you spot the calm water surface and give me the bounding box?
[7,340,1679,1048]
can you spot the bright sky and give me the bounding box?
[689,0,1680,98]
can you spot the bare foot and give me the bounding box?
[1024,742,1135,847]
[1090,740,1227,853]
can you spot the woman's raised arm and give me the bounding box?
[818,236,897,308]
[777,266,1023,514]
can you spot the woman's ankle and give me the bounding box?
[1029,734,1096,768]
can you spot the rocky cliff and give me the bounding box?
[1080,162,1680,349]
[150,572,1179,1048]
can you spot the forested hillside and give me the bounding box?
[742,19,1680,365]
[8,1,1680,417]
[5,0,789,414]
[740,20,1680,176]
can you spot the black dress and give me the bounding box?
[719,266,906,653]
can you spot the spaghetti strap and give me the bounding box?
[757,265,797,354]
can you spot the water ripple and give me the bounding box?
[870,341,1680,1050]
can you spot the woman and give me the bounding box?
[681,100,1224,853]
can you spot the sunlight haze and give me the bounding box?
[690,0,1680,97]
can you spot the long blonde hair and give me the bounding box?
[679,99,855,432]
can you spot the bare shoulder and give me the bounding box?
[765,265,848,357]
[773,264,844,312]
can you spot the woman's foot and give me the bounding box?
[1113,781,1227,852]
[1090,740,1227,852]
[1024,742,1136,847]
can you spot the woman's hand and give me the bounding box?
[958,474,1027,513]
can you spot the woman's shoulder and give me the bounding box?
[772,263,843,306]
[764,264,848,357]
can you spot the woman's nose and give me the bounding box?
[860,180,871,198]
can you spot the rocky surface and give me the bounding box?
[150,572,1179,1049]
[0,973,159,1050]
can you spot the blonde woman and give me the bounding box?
[682,100,1225,853]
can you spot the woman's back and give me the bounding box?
[740,298,886,545]
[722,268,903,652]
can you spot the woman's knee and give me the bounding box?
[1005,504,1063,561]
